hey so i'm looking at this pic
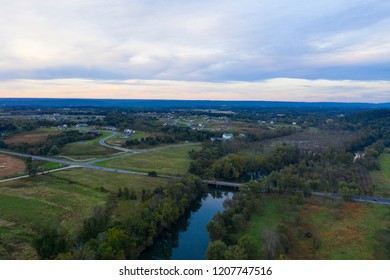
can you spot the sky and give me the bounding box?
[0,0,389,102]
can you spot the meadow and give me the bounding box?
[59,132,117,157]
[0,173,106,259]
[4,128,60,145]
[96,143,201,176]
[239,196,390,259]
[0,168,170,259]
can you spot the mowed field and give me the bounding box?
[0,155,26,178]
[96,143,201,175]
[60,132,118,157]
[371,148,390,197]
[4,128,60,145]
[240,196,390,260]
[0,173,106,259]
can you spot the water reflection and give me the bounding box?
[139,190,233,260]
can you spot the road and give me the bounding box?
[99,132,131,153]
[0,149,148,176]
[0,165,81,183]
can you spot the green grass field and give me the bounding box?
[60,132,118,156]
[50,168,170,222]
[371,148,390,197]
[0,168,170,259]
[0,174,106,259]
[96,143,201,175]
[239,196,297,259]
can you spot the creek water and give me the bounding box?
[139,189,233,260]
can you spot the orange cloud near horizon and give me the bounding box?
[0,78,389,103]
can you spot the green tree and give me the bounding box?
[33,228,67,259]
[206,240,228,260]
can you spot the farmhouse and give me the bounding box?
[76,123,88,128]
[222,133,234,140]
[57,124,68,130]
[123,129,134,137]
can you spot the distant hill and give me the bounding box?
[0,98,389,109]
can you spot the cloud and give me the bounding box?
[1,0,390,82]
[0,78,389,103]
[0,1,389,101]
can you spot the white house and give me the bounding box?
[222,133,234,140]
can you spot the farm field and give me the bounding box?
[371,148,390,197]
[0,155,26,178]
[51,169,170,222]
[239,196,390,260]
[0,174,106,259]
[60,132,117,157]
[96,143,201,175]
[4,128,60,145]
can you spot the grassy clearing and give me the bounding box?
[96,143,201,175]
[0,174,106,259]
[60,132,117,156]
[36,161,66,171]
[294,199,390,259]
[372,148,390,197]
[4,128,60,145]
[240,196,297,259]
[51,168,169,194]
[50,168,170,222]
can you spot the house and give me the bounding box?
[57,124,68,131]
[222,133,234,140]
[76,123,88,128]
[123,129,134,138]
[104,126,117,131]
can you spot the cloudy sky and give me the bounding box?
[0,0,389,102]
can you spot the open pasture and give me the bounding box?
[96,143,201,175]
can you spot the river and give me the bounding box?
[139,189,233,260]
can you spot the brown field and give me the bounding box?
[4,129,60,145]
[0,155,26,177]
[262,128,358,151]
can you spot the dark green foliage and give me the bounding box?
[33,227,67,259]
[206,240,228,260]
